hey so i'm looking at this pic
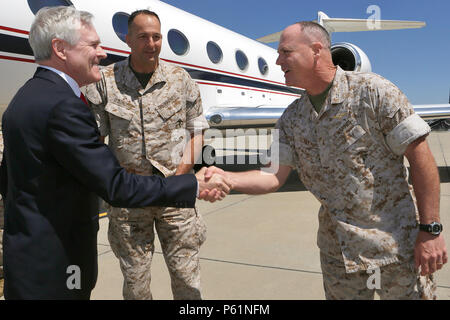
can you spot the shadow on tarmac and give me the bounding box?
[213,154,307,194]
[211,154,450,194]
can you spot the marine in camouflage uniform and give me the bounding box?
[275,66,436,299]
[84,57,209,300]
[215,22,445,299]
[0,128,3,297]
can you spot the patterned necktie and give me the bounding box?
[80,92,88,105]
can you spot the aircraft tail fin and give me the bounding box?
[256,11,425,43]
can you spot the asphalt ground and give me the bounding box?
[91,129,450,300]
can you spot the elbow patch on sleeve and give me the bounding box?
[186,115,210,133]
[386,113,431,156]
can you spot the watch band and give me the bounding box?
[419,222,443,235]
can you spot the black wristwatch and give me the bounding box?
[419,222,443,236]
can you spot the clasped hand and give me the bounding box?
[195,166,231,202]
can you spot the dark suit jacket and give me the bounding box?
[0,67,197,300]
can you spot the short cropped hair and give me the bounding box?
[128,9,161,32]
[296,21,331,49]
[29,6,93,62]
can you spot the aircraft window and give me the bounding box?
[258,57,269,75]
[112,12,130,43]
[168,29,189,56]
[235,50,248,71]
[207,41,223,64]
[27,0,74,15]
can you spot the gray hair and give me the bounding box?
[296,21,331,49]
[29,6,94,62]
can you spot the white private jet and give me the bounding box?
[1,0,449,130]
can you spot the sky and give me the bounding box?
[160,0,449,105]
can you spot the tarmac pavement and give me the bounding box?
[91,129,450,300]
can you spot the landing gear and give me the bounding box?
[443,119,450,129]
[428,119,450,131]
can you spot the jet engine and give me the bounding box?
[331,42,372,73]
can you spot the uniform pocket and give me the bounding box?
[105,103,135,121]
[194,207,207,247]
[155,97,182,121]
[333,123,371,182]
[341,124,367,151]
[155,99,185,130]
[104,103,135,140]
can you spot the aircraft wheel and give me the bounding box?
[202,145,216,165]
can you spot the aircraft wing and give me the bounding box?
[316,11,425,33]
[256,32,282,44]
[413,104,450,120]
[256,11,425,43]
[206,104,450,128]
[319,19,425,33]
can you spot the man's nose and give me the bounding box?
[147,38,156,48]
[276,54,282,66]
[98,46,107,59]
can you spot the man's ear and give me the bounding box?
[311,41,323,57]
[51,38,67,61]
[125,33,131,49]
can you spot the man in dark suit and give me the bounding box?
[0,6,230,300]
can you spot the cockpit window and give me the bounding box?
[207,41,223,64]
[168,29,189,56]
[235,50,248,71]
[27,0,74,15]
[112,12,130,43]
[258,57,269,75]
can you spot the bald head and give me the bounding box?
[286,22,331,49]
[276,21,336,93]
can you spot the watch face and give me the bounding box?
[433,224,442,233]
[420,222,442,235]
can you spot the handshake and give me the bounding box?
[195,166,232,202]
